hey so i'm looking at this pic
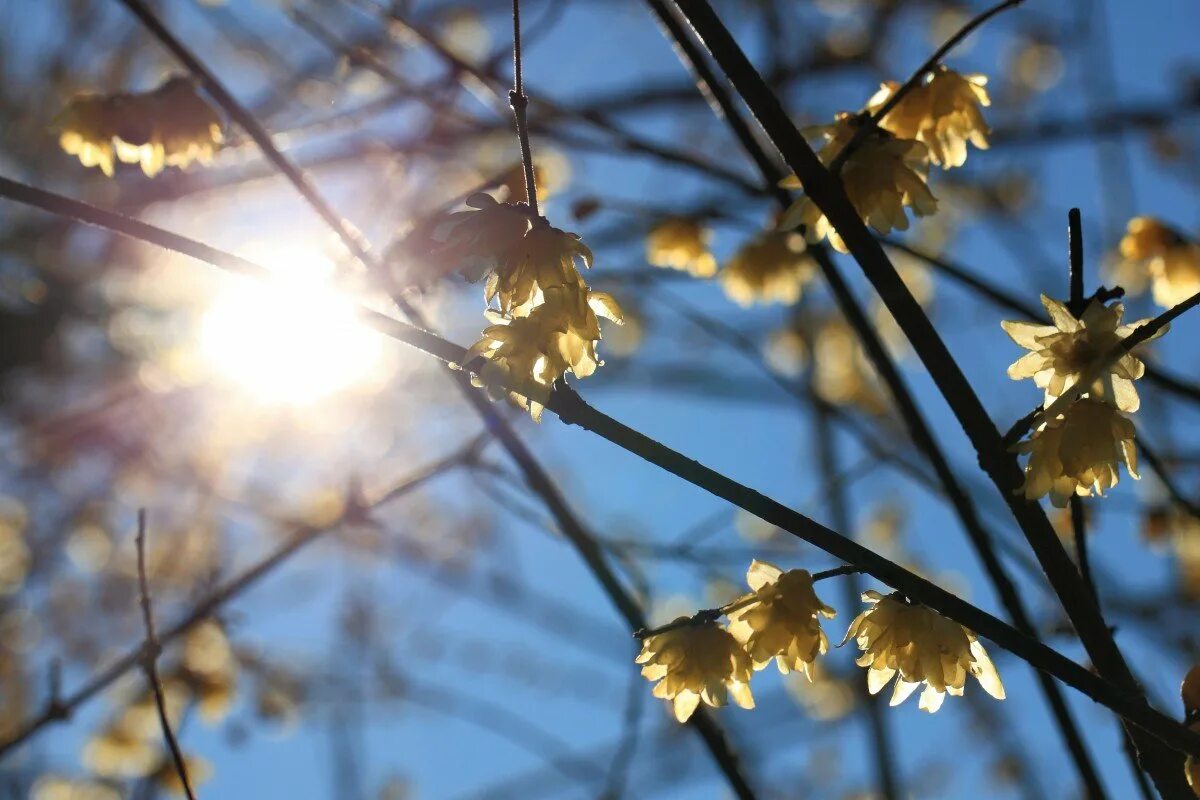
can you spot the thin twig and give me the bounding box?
[135,509,198,800]
[509,0,539,215]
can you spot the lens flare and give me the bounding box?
[198,246,385,405]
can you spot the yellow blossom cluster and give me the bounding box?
[719,231,815,306]
[1112,217,1200,309]
[418,193,620,419]
[867,68,991,169]
[646,217,718,277]
[842,590,1004,713]
[1002,294,1165,505]
[636,563,1004,721]
[778,67,990,252]
[55,77,223,177]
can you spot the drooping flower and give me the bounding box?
[719,231,814,306]
[1001,294,1163,413]
[402,192,531,286]
[779,114,938,253]
[1013,398,1139,507]
[866,68,992,169]
[726,561,836,677]
[1114,217,1200,309]
[55,77,223,177]
[841,590,1004,713]
[636,619,755,722]
[646,217,718,277]
[486,220,593,315]
[463,283,621,420]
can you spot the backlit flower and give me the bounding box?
[726,561,835,676]
[780,115,938,253]
[1002,295,1162,412]
[867,68,991,169]
[486,221,593,315]
[636,619,754,722]
[647,217,718,277]
[1114,217,1200,308]
[55,77,222,177]
[841,590,1004,713]
[1013,398,1139,506]
[176,621,238,723]
[417,192,532,285]
[464,284,621,420]
[720,231,813,306]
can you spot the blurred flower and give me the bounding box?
[437,8,490,61]
[646,217,718,277]
[1002,295,1163,412]
[867,68,992,168]
[763,324,808,378]
[813,317,888,414]
[726,561,836,676]
[842,590,1004,713]
[176,621,238,723]
[55,77,222,177]
[1005,39,1064,95]
[31,776,121,800]
[83,720,161,778]
[720,231,814,306]
[784,662,857,721]
[780,115,937,253]
[1114,217,1200,308]
[464,284,622,420]
[402,192,531,287]
[152,754,211,796]
[0,499,30,595]
[636,619,754,722]
[1013,398,1139,507]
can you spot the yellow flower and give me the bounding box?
[426,192,533,284]
[0,506,29,596]
[152,753,211,797]
[1013,398,1139,507]
[813,317,888,414]
[1114,217,1200,308]
[784,662,856,721]
[464,283,621,420]
[726,561,836,676]
[177,620,238,723]
[779,114,938,253]
[83,720,161,778]
[866,68,991,169]
[486,221,594,315]
[55,77,222,177]
[646,217,718,277]
[720,231,814,306]
[841,590,1004,713]
[31,776,122,800]
[636,619,754,722]
[1001,295,1163,413]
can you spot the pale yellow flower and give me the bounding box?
[31,776,122,800]
[867,68,992,169]
[0,509,29,596]
[176,620,238,723]
[1114,217,1200,308]
[55,77,222,177]
[464,283,621,420]
[1001,294,1162,412]
[486,221,594,316]
[726,561,836,676]
[83,721,161,778]
[719,231,813,306]
[1013,398,1139,506]
[423,192,532,284]
[646,217,718,277]
[152,753,211,796]
[841,590,1004,713]
[780,114,938,253]
[636,619,754,722]
[784,662,856,721]
[813,317,888,415]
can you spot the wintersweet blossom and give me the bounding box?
[56,77,222,177]
[636,619,755,723]
[719,231,814,306]
[486,221,594,315]
[842,590,1004,713]
[867,68,992,168]
[1001,295,1163,412]
[463,284,621,420]
[726,561,836,677]
[1013,398,1139,506]
[646,217,718,277]
[779,115,938,253]
[1114,217,1200,309]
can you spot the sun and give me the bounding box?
[197,245,387,405]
